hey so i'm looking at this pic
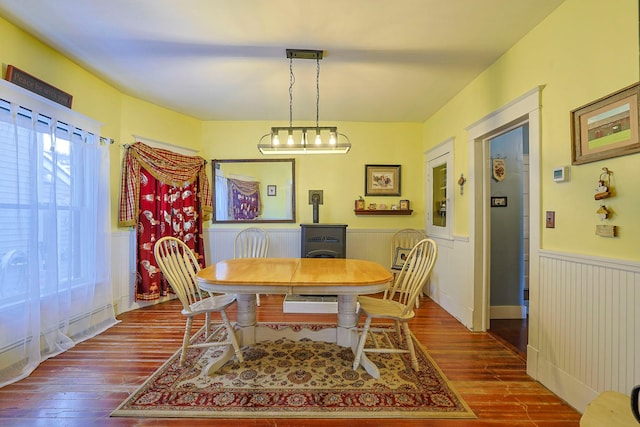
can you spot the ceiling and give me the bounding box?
[0,0,564,123]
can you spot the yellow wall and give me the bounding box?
[0,17,204,229]
[1,15,425,231]
[202,121,425,228]
[423,0,639,261]
[3,0,637,247]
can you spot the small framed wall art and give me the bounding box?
[365,164,401,196]
[571,82,640,165]
[267,185,277,196]
[491,196,507,207]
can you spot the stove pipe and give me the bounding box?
[311,193,320,223]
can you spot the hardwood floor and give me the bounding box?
[0,295,581,426]
[489,318,528,359]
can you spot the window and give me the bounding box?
[0,80,116,388]
[0,104,96,302]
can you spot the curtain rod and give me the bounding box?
[131,134,199,155]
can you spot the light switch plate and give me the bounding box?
[546,211,555,228]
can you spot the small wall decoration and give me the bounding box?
[571,82,640,165]
[399,199,410,210]
[5,65,73,108]
[457,173,467,194]
[267,185,277,196]
[492,158,506,181]
[365,164,401,196]
[596,205,610,220]
[593,167,613,200]
[491,196,507,207]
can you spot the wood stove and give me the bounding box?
[300,224,347,258]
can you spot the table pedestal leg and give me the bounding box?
[206,293,256,376]
[336,294,380,378]
[235,293,257,345]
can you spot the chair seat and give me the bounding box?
[184,293,237,316]
[358,295,415,321]
[353,238,437,375]
[154,236,244,367]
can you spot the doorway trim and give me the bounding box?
[465,86,543,337]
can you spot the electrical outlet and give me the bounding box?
[308,190,323,204]
[546,211,555,228]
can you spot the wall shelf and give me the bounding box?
[354,209,413,216]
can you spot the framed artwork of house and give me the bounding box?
[571,83,640,165]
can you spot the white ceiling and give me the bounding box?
[0,0,564,122]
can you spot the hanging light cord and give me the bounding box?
[316,57,320,128]
[289,57,295,128]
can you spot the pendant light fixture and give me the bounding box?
[258,49,351,155]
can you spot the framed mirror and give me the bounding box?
[212,158,296,223]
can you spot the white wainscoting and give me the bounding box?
[111,230,175,315]
[427,235,475,329]
[532,250,640,412]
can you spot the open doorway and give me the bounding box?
[486,125,529,358]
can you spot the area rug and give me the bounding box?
[112,323,475,419]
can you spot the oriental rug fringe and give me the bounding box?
[112,323,475,419]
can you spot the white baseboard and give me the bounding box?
[490,305,527,319]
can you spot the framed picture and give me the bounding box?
[491,196,507,207]
[267,185,277,196]
[399,199,410,210]
[571,83,640,165]
[391,247,412,270]
[365,164,401,196]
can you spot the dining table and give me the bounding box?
[196,257,392,378]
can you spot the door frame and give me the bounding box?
[466,86,543,336]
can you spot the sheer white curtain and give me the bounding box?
[215,172,229,221]
[0,81,117,388]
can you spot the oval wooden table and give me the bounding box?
[197,257,392,377]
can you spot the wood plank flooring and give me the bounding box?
[0,295,582,426]
[489,318,528,359]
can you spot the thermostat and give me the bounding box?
[553,166,569,182]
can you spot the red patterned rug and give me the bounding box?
[112,323,475,419]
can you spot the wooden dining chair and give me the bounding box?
[234,227,270,306]
[390,228,427,307]
[154,236,244,366]
[353,238,438,372]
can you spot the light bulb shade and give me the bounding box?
[259,127,350,154]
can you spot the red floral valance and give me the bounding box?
[119,142,212,227]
